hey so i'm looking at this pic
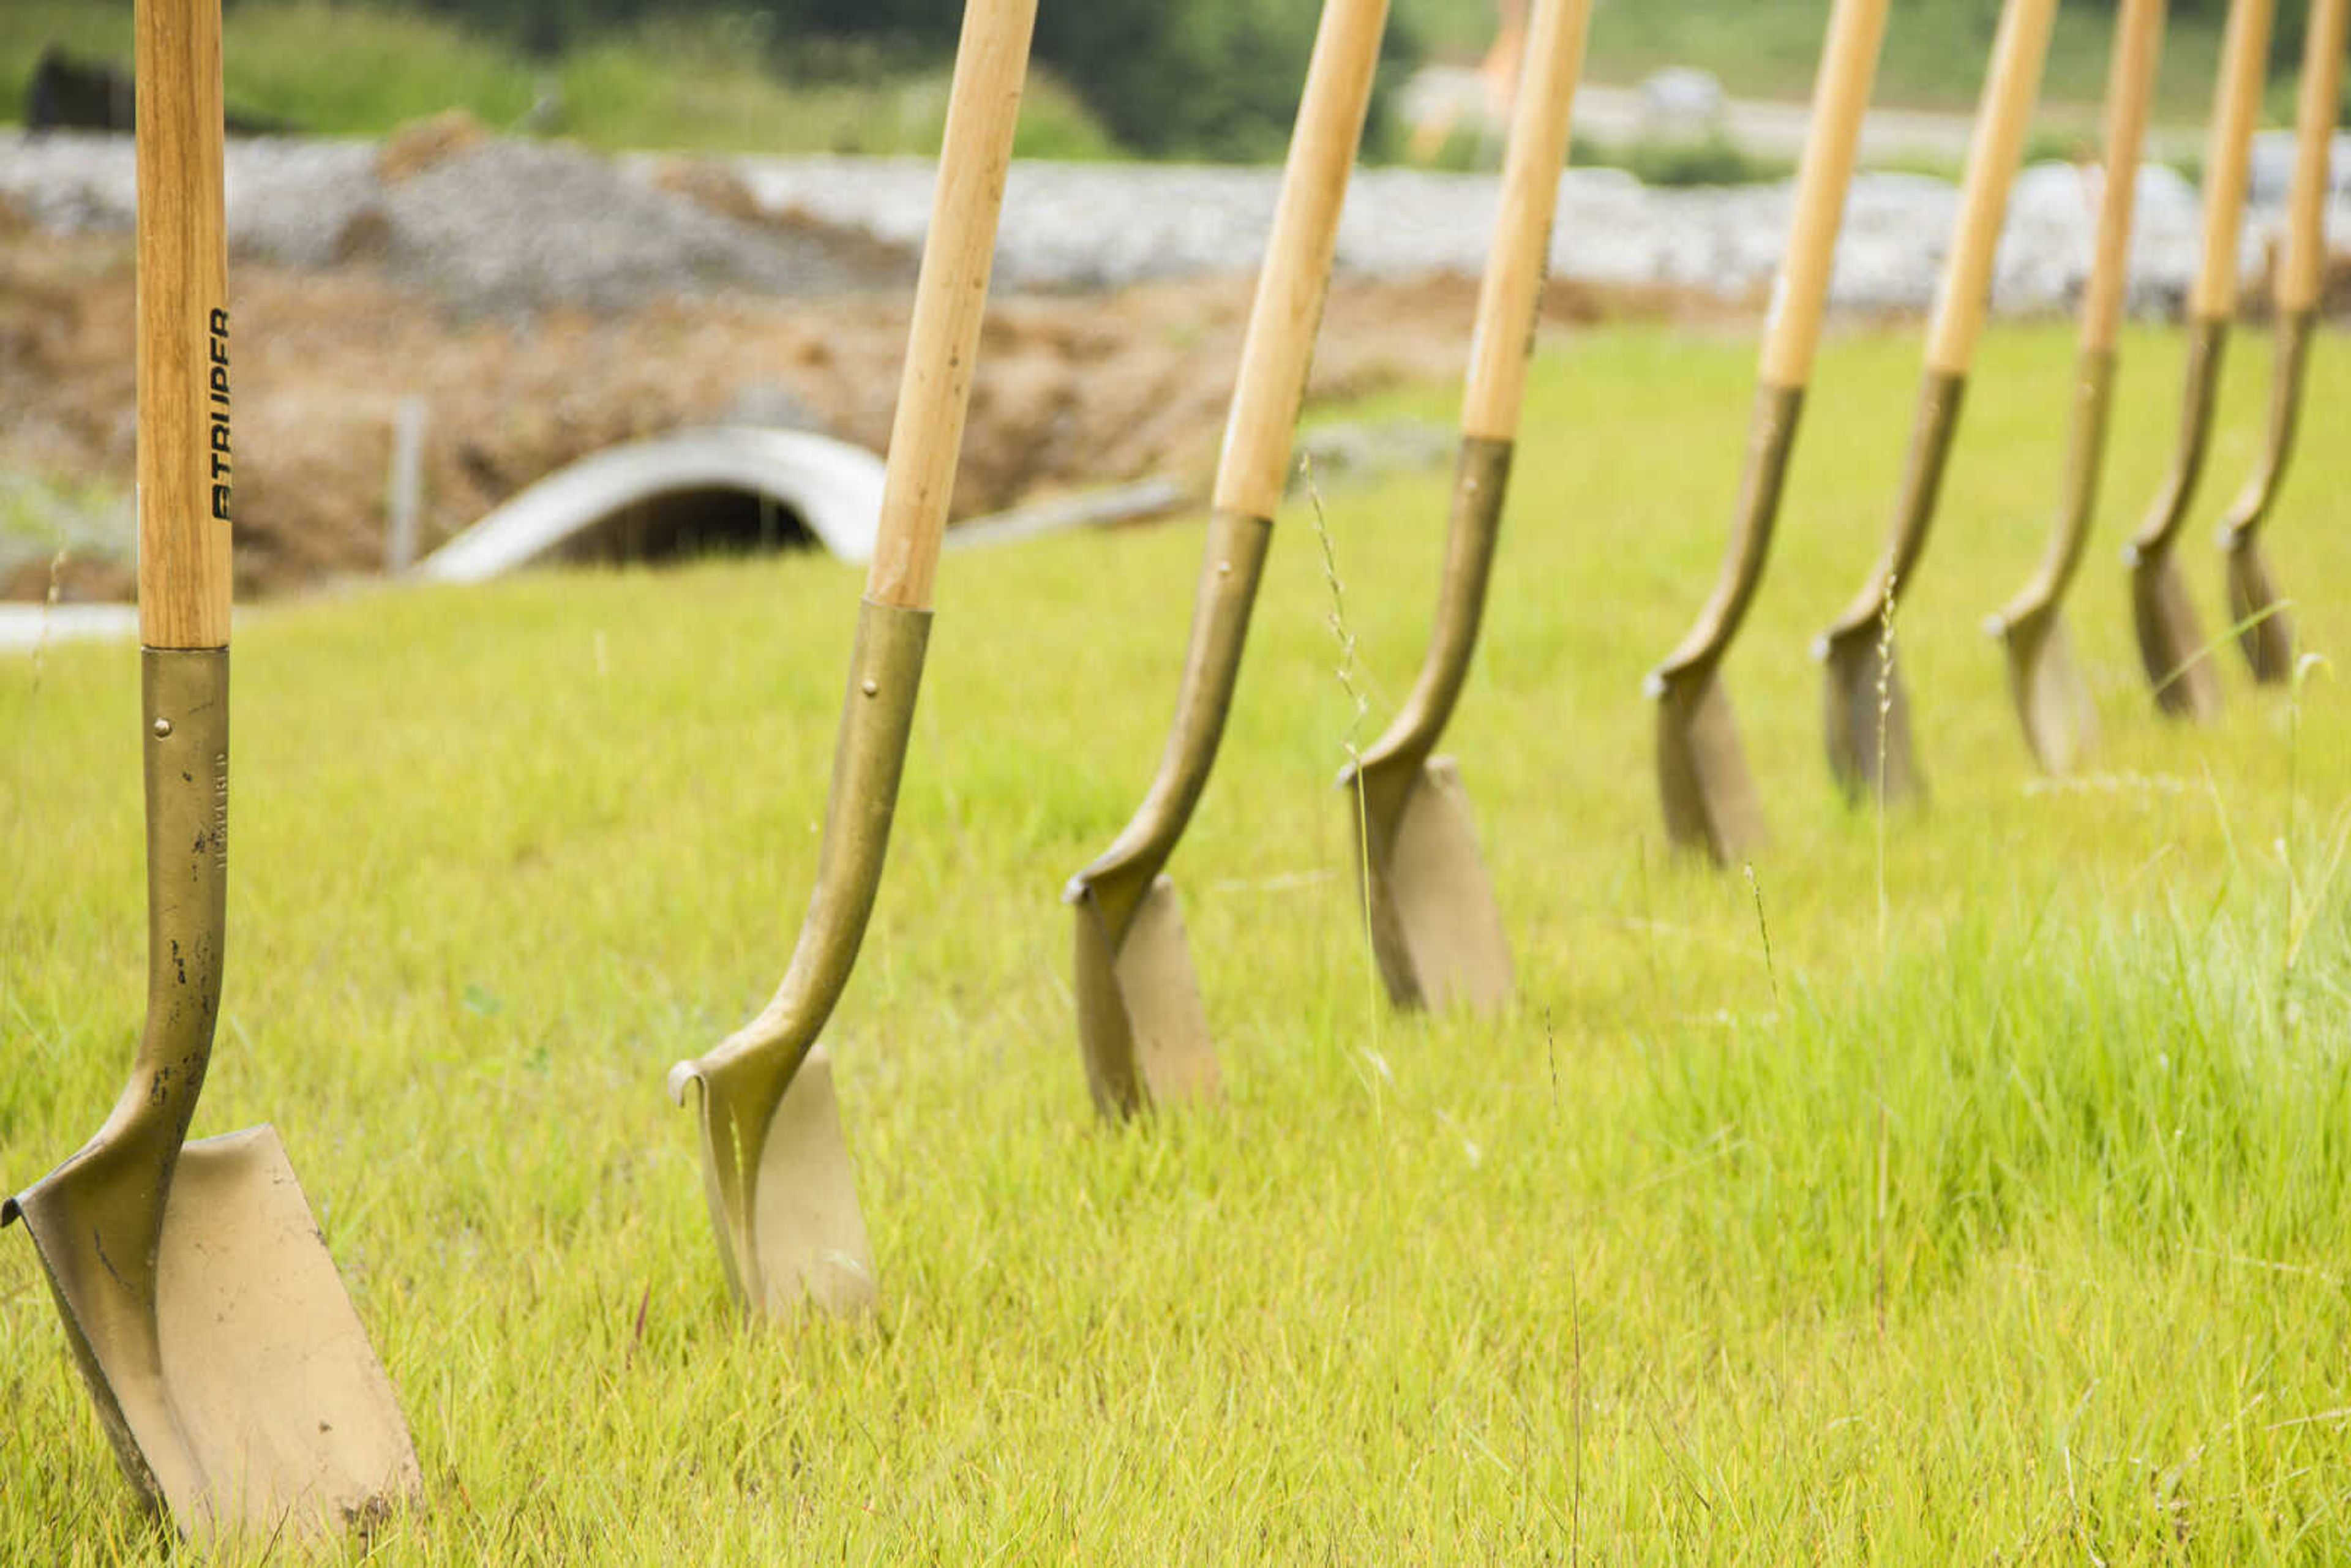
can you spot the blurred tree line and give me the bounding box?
[1970,0,2322,70]
[383,0,1424,160]
[187,0,2338,156]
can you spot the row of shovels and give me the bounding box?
[9,0,2344,1543]
[1667,0,2345,863]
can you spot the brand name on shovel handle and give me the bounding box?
[206,308,231,523]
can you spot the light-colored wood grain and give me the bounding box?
[136,0,231,649]
[1461,0,1594,442]
[1213,0,1391,521]
[2280,0,2350,312]
[2080,0,2167,356]
[1925,0,2060,375]
[865,0,1038,612]
[2192,0,2278,321]
[1759,0,1890,390]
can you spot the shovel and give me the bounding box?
[4,0,421,1537]
[1817,0,2060,809]
[666,0,1038,1317]
[1987,0,2166,776]
[1647,0,1889,863]
[2124,0,2273,722]
[1339,0,1593,1013]
[1065,0,1389,1118]
[2218,0,2347,685]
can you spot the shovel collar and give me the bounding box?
[1820,370,1967,653]
[1992,348,2118,639]
[1649,382,1806,692]
[1065,508,1273,948]
[2126,316,2230,566]
[1345,437,1512,808]
[2218,307,2317,550]
[670,600,929,1303]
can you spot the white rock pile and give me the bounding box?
[2,127,2339,319]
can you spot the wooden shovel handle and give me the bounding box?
[1213,0,1392,521]
[136,0,232,650]
[1461,0,1594,442]
[864,0,1038,612]
[1760,0,1891,390]
[1925,0,2060,376]
[2280,0,2350,313]
[2193,0,2278,321]
[2081,0,2167,357]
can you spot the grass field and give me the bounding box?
[4,319,2350,1561]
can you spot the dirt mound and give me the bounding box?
[0,220,1736,604]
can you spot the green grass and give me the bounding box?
[5,320,2351,1561]
[1401,0,2233,123]
[0,1,1117,158]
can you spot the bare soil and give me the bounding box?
[0,212,1739,604]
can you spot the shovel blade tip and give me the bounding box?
[1654,668,1767,866]
[1072,877,1219,1121]
[135,1126,422,1540]
[744,1046,878,1321]
[1355,758,1512,1014]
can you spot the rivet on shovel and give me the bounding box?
[1648,0,1890,865]
[7,0,421,1537]
[1987,0,2165,776]
[1342,0,1595,1011]
[1819,0,2060,809]
[2126,0,2276,722]
[667,0,1040,1318]
[1067,0,1390,1118]
[2218,0,2347,685]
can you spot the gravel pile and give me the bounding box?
[727,152,2323,317]
[0,131,899,316]
[3,128,2338,319]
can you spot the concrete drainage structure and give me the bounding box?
[416,427,888,583]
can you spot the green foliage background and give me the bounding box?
[372,0,1427,160]
[2,0,2338,158]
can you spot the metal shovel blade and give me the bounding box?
[1995,607,2099,777]
[2225,538,2296,685]
[1651,664,1767,866]
[1071,875,1220,1120]
[741,1048,876,1318]
[8,1127,421,1540]
[675,1046,877,1319]
[2129,549,2225,721]
[1818,626,1925,809]
[1349,755,1511,1012]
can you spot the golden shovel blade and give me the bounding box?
[1651,663,1769,866]
[1818,627,1926,809]
[680,1046,879,1320]
[1071,876,1220,1120]
[1351,757,1511,1012]
[2225,539,2297,686]
[1994,608,2099,777]
[2129,552,2225,721]
[9,1125,421,1541]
